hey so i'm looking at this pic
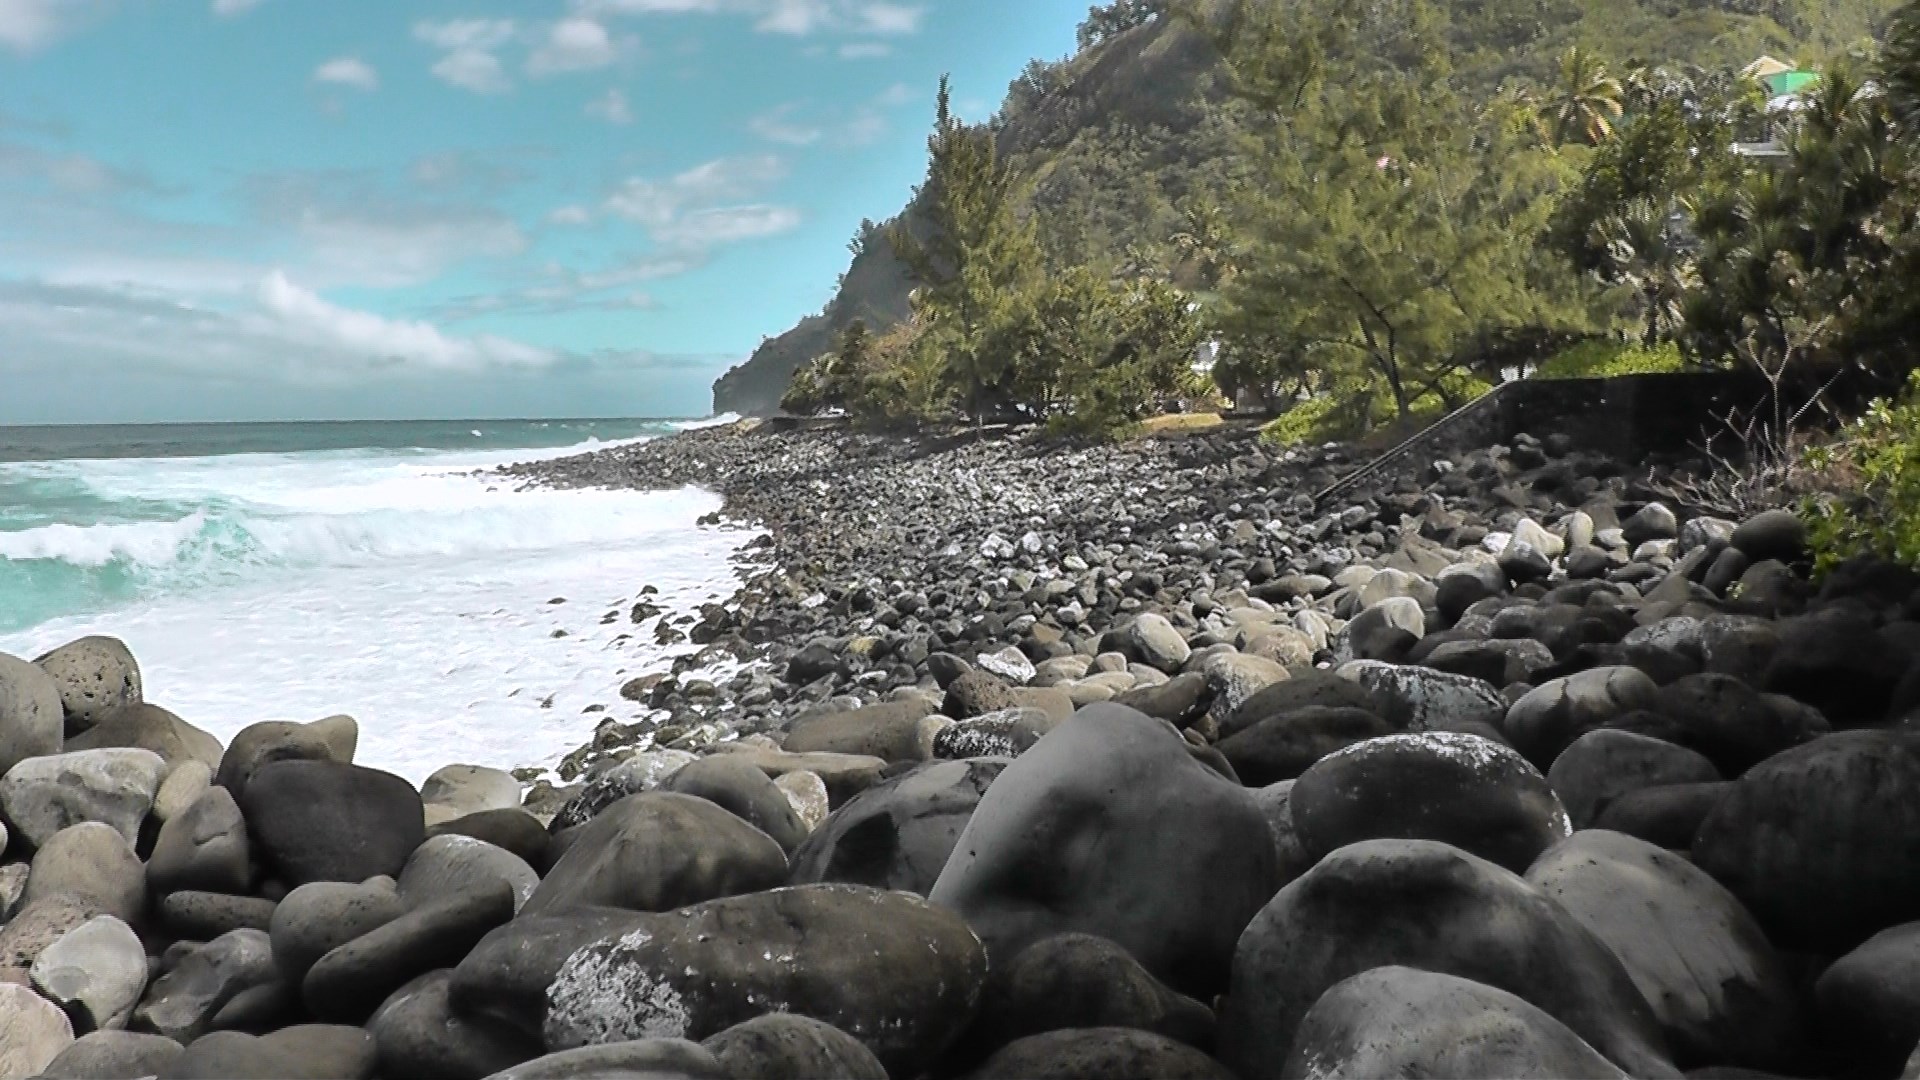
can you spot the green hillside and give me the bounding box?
[710,0,1900,416]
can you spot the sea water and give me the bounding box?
[0,418,753,782]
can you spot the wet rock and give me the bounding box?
[31,637,142,739]
[1292,731,1570,872]
[1528,830,1803,1071]
[700,1014,887,1080]
[1219,838,1673,1080]
[522,793,786,916]
[238,760,424,886]
[932,708,1056,758]
[1506,666,1661,769]
[547,751,695,831]
[1693,730,1920,950]
[0,748,167,848]
[788,758,1007,895]
[1285,967,1627,1080]
[929,704,1276,999]
[1548,729,1720,830]
[544,884,985,1077]
[30,914,147,1033]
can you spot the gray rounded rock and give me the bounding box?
[367,969,541,1080]
[214,718,348,799]
[399,833,539,913]
[0,650,64,777]
[545,884,985,1077]
[25,821,146,923]
[700,1014,887,1080]
[780,699,945,764]
[64,704,222,770]
[1547,729,1720,830]
[1285,967,1628,1079]
[30,914,147,1033]
[420,763,522,827]
[131,928,277,1044]
[147,785,251,897]
[270,878,406,985]
[658,755,810,854]
[448,909,651,1042]
[487,1040,728,1080]
[238,759,424,886]
[969,932,1215,1057]
[929,704,1276,999]
[37,1030,184,1079]
[165,1025,376,1080]
[522,792,786,917]
[788,758,1008,896]
[0,981,75,1078]
[303,881,516,1024]
[1815,921,1920,1077]
[0,748,167,848]
[1506,666,1661,769]
[32,636,141,738]
[966,1028,1234,1080]
[1338,660,1507,733]
[1123,613,1192,674]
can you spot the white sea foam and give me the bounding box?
[0,437,758,782]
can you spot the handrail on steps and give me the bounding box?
[1310,381,1516,508]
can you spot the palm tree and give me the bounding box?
[1592,196,1700,346]
[1881,1,1920,135]
[1167,198,1238,290]
[1540,47,1626,146]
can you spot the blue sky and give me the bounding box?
[0,0,1086,423]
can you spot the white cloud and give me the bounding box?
[654,204,800,247]
[0,0,109,53]
[577,0,924,38]
[747,85,913,148]
[838,41,889,59]
[749,103,821,146]
[259,271,553,372]
[586,88,633,124]
[853,2,919,34]
[528,16,621,75]
[548,205,593,226]
[604,154,785,228]
[313,56,378,91]
[415,19,517,93]
[211,0,263,16]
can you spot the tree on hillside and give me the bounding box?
[1207,0,1588,421]
[1078,0,1162,51]
[1887,0,1920,133]
[890,76,1045,419]
[1537,47,1626,146]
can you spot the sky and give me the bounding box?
[0,0,1087,423]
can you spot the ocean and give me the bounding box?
[0,417,753,782]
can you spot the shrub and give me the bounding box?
[1533,339,1691,379]
[1802,371,1920,576]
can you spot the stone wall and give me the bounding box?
[1493,371,1773,460]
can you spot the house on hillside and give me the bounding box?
[1733,56,1821,161]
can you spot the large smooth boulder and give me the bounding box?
[164,1025,376,1080]
[546,751,695,831]
[1123,613,1192,674]
[1506,667,1661,769]
[64,704,220,769]
[699,744,887,808]
[1763,607,1905,724]
[157,891,276,941]
[429,807,549,869]
[238,760,424,886]
[398,834,539,913]
[37,1031,184,1080]
[419,764,521,827]
[1201,652,1291,725]
[1290,732,1571,873]
[1693,730,1920,950]
[1815,922,1920,1077]
[449,909,651,1042]
[1285,967,1628,1079]
[781,700,944,764]
[788,758,1007,896]
[929,704,1277,999]
[303,881,516,1024]
[0,651,64,777]
[147,785,250,897]
[270,878,407,985]
[700,1014,887,1080]
[1224,670,1382,739]
[1547,729,1720,830]
[967,932,1215,1058]
[0,748,166,848]
[659,755,810,854]
[1,897,105,985]
[487,1040,728,1080]
[1337,661,1506,733]
[1527,830,1803,1071]
[544,884,985,1078]
[131,929,277,1044]
[1215,707,1396,786]
[966,1028,1234,1080]
[1593,781,1732,850]
[24,822,146,923]
[0,981,74,1078]
[1219,839,1675,1080]
[214,717,352,798]
[522,792,786,916]
[30,914,147,1033]
[367,970,541,1080]
[1652,673,1828,773]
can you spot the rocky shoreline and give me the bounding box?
[3,416,1920,1078]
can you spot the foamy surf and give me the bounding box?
[0,420,756,782]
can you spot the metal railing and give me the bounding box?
[1310,380,1516,508]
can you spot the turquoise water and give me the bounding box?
[0,417,748,779]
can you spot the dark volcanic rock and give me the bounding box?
[1593,781,1733,850]
[367,970,542,1080]
[700,1014,887,1080]
[929,704,1277,999]
[488,1040,728,1080]
[658,755,810,854]
[943,671,1022,719]
[1285,966,1629,1080]
[780,699,942,764]
[38,1031,186,1080]
[1219,838,1674,1080]
[965,1028,1234,1080]
[787,757,1008,895]
[1763,607,1906,724]
[302,881,515,1024]
[1214,706,1396,786]
[1527,830,1803,1071]
[1290,731,1571,873]
[163,1025,377,1080]
[521,792,787,916]
[428,807,550,869]
[1693,730,1920,950]
[1814,922,1920,1078]
[238,760,423,887]
[1547,729,1720,830]
[1653,673,1828,773]
[543,884,985,1077]
[147,785,251,897]
[966,932,1215,1058]
[448,908,650,1042]
[1505,666,1661,769]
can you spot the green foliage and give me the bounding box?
[1078,0,1162,50]
[1012,270,1205,434]
[1803,370,1920,573]
[1535,339,1693,378]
